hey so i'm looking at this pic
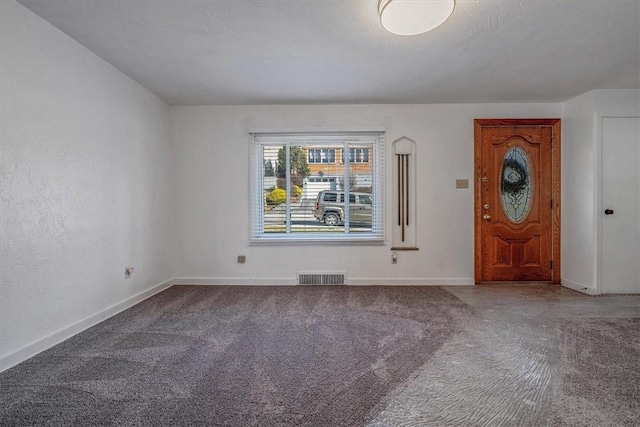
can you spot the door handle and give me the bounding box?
[604,209,614,215]
[483,214,492,220]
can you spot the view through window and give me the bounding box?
[251,132,384,243]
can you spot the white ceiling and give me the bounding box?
[17,0,640,106]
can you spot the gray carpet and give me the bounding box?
[548,318,640,426]
[369,286,640,427]
[0,286,473,426]
[2,285,639,426]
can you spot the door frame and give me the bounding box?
[474,119,561,284]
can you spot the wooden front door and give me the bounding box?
[474,119,561,283]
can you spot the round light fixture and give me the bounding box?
[379,0,455,36]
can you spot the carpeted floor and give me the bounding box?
[1,285,638,426]
[0,286,472,426]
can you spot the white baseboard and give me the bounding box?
[0,278,174,373]
[171,277,297,286]
[561,279,599,295]
[348,277,474,286]
[171,277,474,286]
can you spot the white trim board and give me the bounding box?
[348,278,474,286]
[561,279,599,295]
[172,278,297,286]
[0,279,174,373]
[171,277,474,286]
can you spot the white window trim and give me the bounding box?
[250,131,385,245]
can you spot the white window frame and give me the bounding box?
[250,131,384,245]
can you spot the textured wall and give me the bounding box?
[171,103,561,285]
[0,1,173,364]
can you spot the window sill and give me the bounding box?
[250,235,385,246]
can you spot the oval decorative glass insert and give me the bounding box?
[501,146,533,223]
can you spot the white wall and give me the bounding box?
[561,91,597,292]
[171,103,561,285]
[561,89,640,294]
[0,1,174,370]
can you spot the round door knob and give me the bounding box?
[483,214,492,220]
[604,209,614,215]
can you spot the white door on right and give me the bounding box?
[602,117,640,293]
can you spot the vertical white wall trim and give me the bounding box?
[593,110,603,294]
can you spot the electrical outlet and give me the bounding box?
[237,255,246,264]
[391,252,398,264]
[125,266,134,279]
[456,179,469,189]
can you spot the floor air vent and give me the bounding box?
[297,272,346,285]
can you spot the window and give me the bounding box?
[341,148,370,163]
[251,132,384,243]
[308,149,336,164]
[308,177,337,183]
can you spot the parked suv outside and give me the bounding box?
[313,190,372,226]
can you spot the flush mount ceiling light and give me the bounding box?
[379,0,455,36]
